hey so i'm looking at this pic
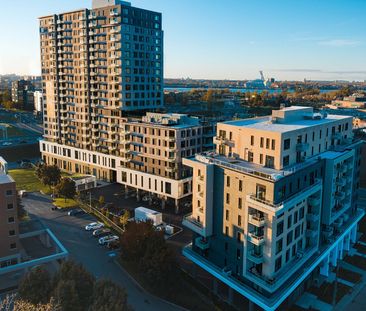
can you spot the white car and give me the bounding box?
[85,222,104,231]
[98,235,119,245]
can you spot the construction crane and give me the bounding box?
[259,71,265,81]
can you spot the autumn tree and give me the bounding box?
[18,266,52,305]
[119,210,130,229]
[53,279,81,311]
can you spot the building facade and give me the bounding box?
[38,1,215,209]
[0,157,20,268]
[11,80,35,110]
[182,106,364,310]
[34,90,44,115]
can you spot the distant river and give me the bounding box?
[164,87,336,94]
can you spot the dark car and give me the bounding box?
[107,240,120,250]
[93,228,111,238]
[67,208,85,216]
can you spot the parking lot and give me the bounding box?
[22,192,184,311]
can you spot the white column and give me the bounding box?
[331,245,338,267]
[320,255,330,277]
[344,233,351,252]
[351,225,357,243]
[338,238,344,260]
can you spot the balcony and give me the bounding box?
[306,229,317,239]
[336,179,346,187]
[195,237,210,250]
[248,214,266,227]
[335,192,345,201]
[247,251,264,264]
[296,142,309,152]
[182,213,206,236]
[308,196,321,206]
[306,213,320,222]
[248,232,265,246]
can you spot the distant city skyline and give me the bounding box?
[0,0,365,81]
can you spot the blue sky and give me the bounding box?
[0,0,365,81]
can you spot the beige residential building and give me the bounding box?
[38,1,215,209]
[183,106,364,310]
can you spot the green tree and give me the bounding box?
[53,261,95,309]
[140,232,177,290]
[55,178,76,202]
[90,279,130,311]
[38,165,61,189]
[120,221,156,261]
[18,266,52,305]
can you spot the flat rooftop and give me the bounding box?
[224,114,350,133]
[0,174,14,185]
[223,106,352,133]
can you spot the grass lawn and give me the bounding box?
[338,267,362,284]
[8,168,52,194]
[119,259,214,311]
[308,281,352,304]
[53,198,78,209]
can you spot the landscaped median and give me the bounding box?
[52,198,79,209]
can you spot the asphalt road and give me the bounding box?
[22,192,184,311]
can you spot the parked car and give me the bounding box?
[106,240,120,250]
[93,228,111,238]
[85,222,104,231]
[98,235,119,246]
[68,208,85,216]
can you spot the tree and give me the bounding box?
[55,178,76,202]
[18,266,52,305]
[53,260,95,309]
[98,195,105,207]
[140,232,177,290]
[120,221,156,261]
[53,279,81,311]
[37,164,61,189]
[0,295,60,311]
[90,279,130,311]
[119,210,130,229]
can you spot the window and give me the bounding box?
[284,139,291,150]
[266,138,270,149]
[287,231,293,246]
[276,221,284,236]
[165,182,171,195]
[287,215,292,228]
[6,190,12,196]
[237,249,241,259]
[226,176,230,187]
[294,211,298,224]
[226,193,230,204]
[8,217,14,223]
[225,210,229,221]
[225,226,229,236]
[276,239,283,254]
[299,207,305,219]
[9,230,15,236]
[7,203,14,210]
[239,180,243,191]
[248,151,254,162]
[10,243,16,250]
[237,232,241,242]
[238,215,242,226]
[286,250,290,262]
[260,154,263,164]
[238,198,242,209]
[271,139,276,150]
[275,257,282,272]
[260,137,264,148]
[283,155,290,167]
[250,135,254,146]
[295,225,300,239]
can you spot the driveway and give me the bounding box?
[22,192,184,311]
